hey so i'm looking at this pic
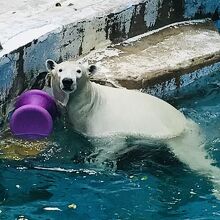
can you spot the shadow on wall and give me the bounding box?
[215,20,220,31]
[184,0,220,21]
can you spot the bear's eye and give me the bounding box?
[76,69,81,74]
[59,69,62,72]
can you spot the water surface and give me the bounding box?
[0,70,220,219]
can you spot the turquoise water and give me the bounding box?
[1,70,220,219]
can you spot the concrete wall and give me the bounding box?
[184,0,220,19]
[144,62,220,99]
[0,0,219,106]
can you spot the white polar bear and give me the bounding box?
[45,59,220,197]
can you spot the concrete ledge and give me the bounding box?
[144,62,220,99]
[83,20,220,89]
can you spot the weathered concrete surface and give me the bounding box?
[0,0,167,103]
[81,20,220,90]
[0,0,218,48]
[0,0,219,105]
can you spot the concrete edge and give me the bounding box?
[144,62,220,99]
[89,19,220,90]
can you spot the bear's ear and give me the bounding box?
[88,64,97,76]
[45,59,57,71]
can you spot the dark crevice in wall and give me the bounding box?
[192,4,219,21]
[104,15,112,40]
[211,8,219,21]
[78,42,83,56]
[30,72,47,89]
[78,26,84,56]
[155,0,184,29]
[128,3,148,39]
[105,13,128,43]
[9,48,27,99]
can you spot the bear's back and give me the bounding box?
[86,83,187,139]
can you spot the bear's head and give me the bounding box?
[45,59,96,106]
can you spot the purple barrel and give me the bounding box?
[10,90,57,140]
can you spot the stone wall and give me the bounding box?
[0,0,219,105]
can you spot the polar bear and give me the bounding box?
[45,59,220,197]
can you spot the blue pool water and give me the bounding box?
[1,70,220,219]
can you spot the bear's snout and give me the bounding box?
[62,78,74,91]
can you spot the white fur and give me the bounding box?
[46,60,220,198]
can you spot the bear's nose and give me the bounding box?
[62,78,73,89]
